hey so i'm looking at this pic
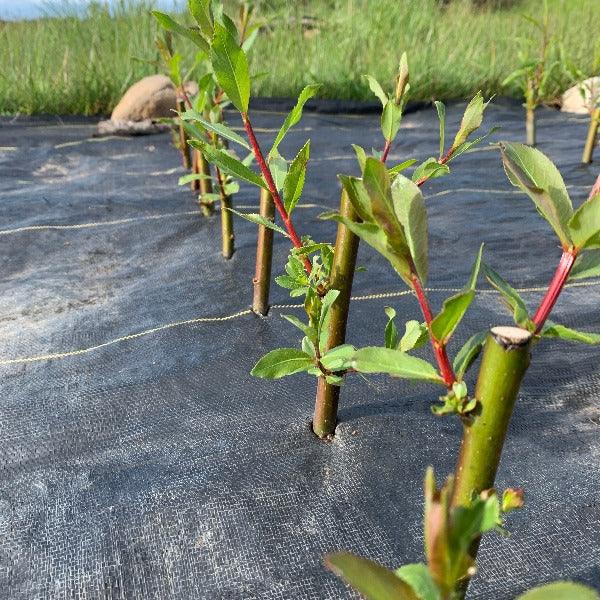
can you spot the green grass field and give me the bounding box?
[1,0,598,115]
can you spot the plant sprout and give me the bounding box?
[327,142,600,595]
[153,1,261,258]
[502,0,558,146]
[326,468,599,600]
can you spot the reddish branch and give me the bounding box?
[241,112,312,273]
[381,140,392,164]
[531,175,600,333]
[412,274,456,387]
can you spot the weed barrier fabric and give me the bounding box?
[0,100,598,599]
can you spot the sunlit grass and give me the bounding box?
[0,0,598,115]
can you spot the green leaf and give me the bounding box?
[338,175,374,223]
[322,212,413,284]
[482,263,532,328]
[228,209,288,237]
[568,193,600,250]
[381,100,402,143]
[268,153,288,191]
[283,140,310,215]
[320,344,356,372]
[318,289,340,353]
[178,173,212,186]
[389,159,418,177]
[453,331,488,379]
[210,21,250,113]
[466,243,484,290]
[395,564,441,600]
[434,101,446,159]
[399,320,429,353]
[391,174,428,282]
[352,144,367,172]
[270,84,321,157]
[281,314,316,341]
[516,582,600,600]
[569,249,600,280]
[447,127,499,163]
[364,75,389,106]
[190,141,267,189]
[187,0,212,37]
[500,142,573,247]
[152,11,209,52]
[352,347,444,383]
[411,158,450,183]
[384,307,399,349]
[181,110,250,149]
[541,321,600,344]
[251,348,314,379]
[326,552,420,600]
[431,291,475,345]
[452,91,487,148]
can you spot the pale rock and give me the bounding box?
[561,77,600,114]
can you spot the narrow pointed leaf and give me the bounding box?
[181,110,249,148]
[352,347,444,383]
[453,330,488,379]
[500,142,573,246]
[251,348,313,379]
[569,249,600,280]
[568,193,600,250]
[227,209,288,237]
[283,140,310,215]
[447,127,499,163]
[190,141,267,189]
[411,158,450,183]
[384,307,399,349]
[270,84,321,156]
[452,92,487,148]
[339,175,373,222]
[351,144,367,172]
[482,263,532,328]
[364,75,388,106]
[389,159,418,177]
[210,22,250,112]
[326,552,420,600]
[381,100,402,143]
[392,174,428,282]
[434,101,446,159]
[152,11,209,52]
[541,321,600,344]
[187,0,212,37]
[268,153,288,191]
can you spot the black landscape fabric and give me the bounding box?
[0,100,598,599]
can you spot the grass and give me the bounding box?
[1,0,599,115]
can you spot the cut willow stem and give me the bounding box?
[177,99,191,169]
[198,150,214,216]
[312,190,360,438]
[452,326,532,507]
[216,167,234,259]
[451,326,532,600]
[582,107,600,164]
[252,188,275,315]
[526,106,536,147]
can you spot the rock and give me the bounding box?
[561,77,600,114]
[95,119,170,137]
[97,75,199,136]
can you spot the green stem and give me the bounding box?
[526,105,536,147]
[451,326,533,598]
[198,150,214,216]
[252,188,275,315]
[312,189,360,438]
[582,107,600,164]
[216,167,234,258]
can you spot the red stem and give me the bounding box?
[416,147,454,188]
[532,250,576,333]
[381,139,392,163]
[412,275,456,387]
[242,113,312,273]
